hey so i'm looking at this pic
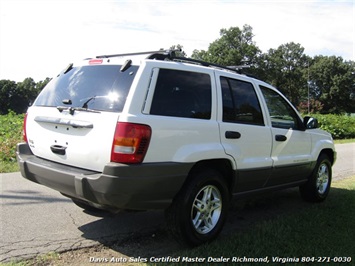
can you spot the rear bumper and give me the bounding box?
[16,143,192,210]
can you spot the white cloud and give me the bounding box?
[0,0,353,82]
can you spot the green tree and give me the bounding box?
[191,25,261,67]
[35,77,51,94]
[13,78,37,113]
[308,56,355,114]
[263,42,309,106]
[0,77,50,114]
[0,80,17,114]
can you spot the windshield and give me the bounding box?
[34,64,139,112]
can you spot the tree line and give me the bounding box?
[0,77,51,115]
[190,25,355,114]
[1,24,354,115]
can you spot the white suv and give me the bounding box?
[17,49,336,246]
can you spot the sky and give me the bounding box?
[0,0,354,82]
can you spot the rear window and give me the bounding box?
[34,64,139,112]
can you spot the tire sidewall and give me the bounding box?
[300,154,332,202]
[314,156,332,200]
[177,169,229,246]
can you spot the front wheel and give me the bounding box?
[165,168,229,246]
[299,154,332,202]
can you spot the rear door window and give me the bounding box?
[150,69,212,119]
[34,65,138,112]
[220,76,264,125]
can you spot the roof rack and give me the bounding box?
[96,49,251,75]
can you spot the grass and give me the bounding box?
[149,176,355,266]
[1,252,60,266]
[0,161,19,173]
[334,138,355,144]
[0,112,23,173]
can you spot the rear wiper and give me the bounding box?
[57,106,100,115]
[56,95,105,114]
[82,96,96,109]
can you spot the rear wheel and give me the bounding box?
[165,168,229,246]
[300,154,332,202]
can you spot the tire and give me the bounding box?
[165,168,230,246]
[299,154,332,202]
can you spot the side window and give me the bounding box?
[150,69,211,119]
[220,77,264,126]
[259,86,300,130]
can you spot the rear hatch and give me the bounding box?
[26,59,139,172]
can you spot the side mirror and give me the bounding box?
[303,116,319,129]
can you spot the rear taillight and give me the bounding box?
[111,122,151,164]
[23,113,28,142]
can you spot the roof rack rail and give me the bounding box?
[227,65,251,70]
[96,49,181,59]
[96,50,163,59]
[171,56,248,74]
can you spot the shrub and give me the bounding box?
[0,111,24,162]
[312,114,355,139]
[297,99,324,114]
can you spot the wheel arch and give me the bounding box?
[185,159,235,196]
[319,148,336,165]
[165,158,233,246]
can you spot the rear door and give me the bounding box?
[216,73,273,192]
[26,61,139,172]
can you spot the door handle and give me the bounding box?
[275,135,287,142]
[225,131,241,139]
[50,145,67,155]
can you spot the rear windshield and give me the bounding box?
[34,64,139,112]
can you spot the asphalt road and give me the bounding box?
[332,143,355,180]
[1,143,354,263]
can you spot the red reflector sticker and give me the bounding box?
[89,59,103,65]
